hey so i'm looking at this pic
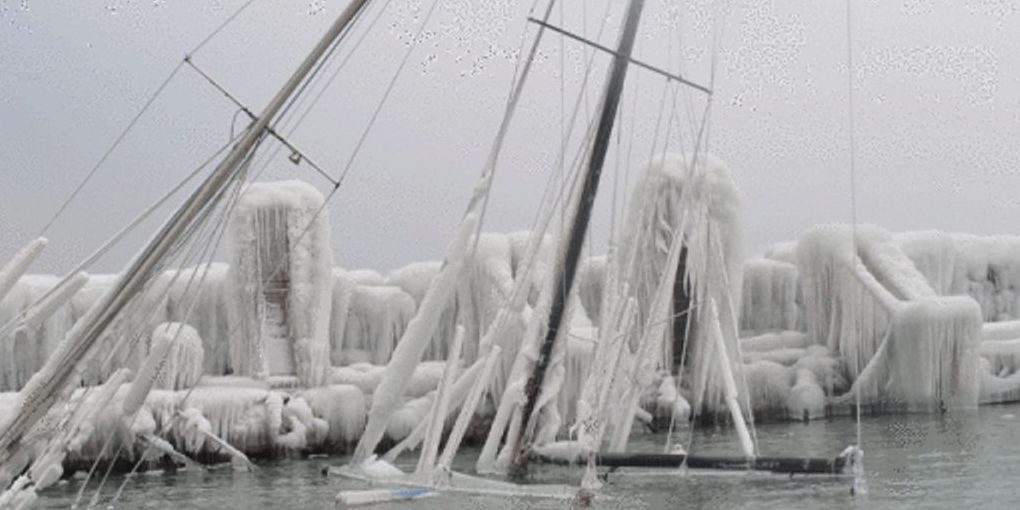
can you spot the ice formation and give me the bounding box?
[340,285,416,365]
[351,212,479,464]
[741,258,799,333]
[227,180,333,387]
[12,173,1020,477]
[612,152,746,420]
[0,238,47,304]
[0,275,75,391]
[736,224,1020,414]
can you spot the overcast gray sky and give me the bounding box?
[2,0,1018,275]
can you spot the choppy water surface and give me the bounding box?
[37,403,1020,509]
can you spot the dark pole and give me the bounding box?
[509,0,646,479]
[671,245,692,375]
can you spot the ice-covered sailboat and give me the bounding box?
[329,0,860,507]
[0,1,379,507]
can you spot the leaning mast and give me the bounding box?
[0,0,374,468]
[509,0,647,478]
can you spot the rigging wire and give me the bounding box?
[188,0,260,57]
[82,149,255,508]
[108,174,250,506]
[0,133,240,341]
[244,0,392,180]
[332,0,441,189]
[38,0,260,238]
[845,0,868,496]
[37,60,183,237]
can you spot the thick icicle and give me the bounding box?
[436,345,502,478]
[608,216,686,452]
[12,272,88,334]
[708,299,755,458]
[476,278,552,473]
[416,326,465,474]
[0,238,46,304]
[351,213,478,464]
[381,357,485,462]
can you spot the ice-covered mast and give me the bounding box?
[0,0,374,472]
[508,0,647,479]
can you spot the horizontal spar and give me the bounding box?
[526,17,712,95]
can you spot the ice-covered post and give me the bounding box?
[0,238,47,304]
[227,181,333,387]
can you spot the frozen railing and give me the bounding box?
[800,225,982,412]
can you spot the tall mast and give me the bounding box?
[0,0,373,465]
[509,0,646,478]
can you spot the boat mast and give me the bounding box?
[0,0,373,465]
[509,0,646,478]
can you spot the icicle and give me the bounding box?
[122,325,179,416]
[436,345,502,479]
[7,271,87,336]
[351,213,478,464]
[740,258,798,333]
[609,216,687,452]
[0,238,47,304]
[709,299,755,458]
[573,297,635,455]
[416,326,464,474]
[193,424,256,471]
[476,280,552,473]
[381,350,487,463]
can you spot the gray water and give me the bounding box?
[36,404,1020,509]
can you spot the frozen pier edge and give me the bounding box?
[4,176,1020,471]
